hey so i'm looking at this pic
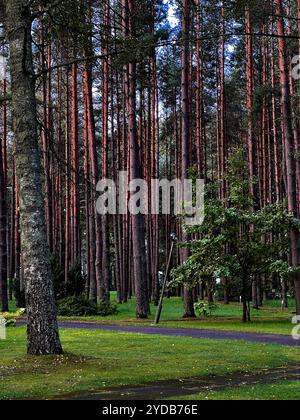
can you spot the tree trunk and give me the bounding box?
[40,28,53,253]
[83,1,97,302]
[220,6,227,200]
[64,65,71,290]
[242,276,251,322]
[181,0,195,318]
[245,5,255,200]
[6,0,62,355]
[101,0,111,303]
[127,0,150,318]
[71,62,80,266]
[195,0,204,179]
[276,0,300,315]
[0,86,8,312]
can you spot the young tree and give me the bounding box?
[5,0,62,355]
[172,149,300,322]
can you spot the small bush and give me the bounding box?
[57,297,119,317]
[2,309,26,327]
[51,257,86,299]
[57,297,98,316]
[12,278,26,308]
[194,302,218,318]
[66,262,86,297]
[98,302,118,316]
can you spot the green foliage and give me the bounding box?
[171,148,300,310]
[252,84,278,116]
[57,297,98,317]
[194,302,219,318]
[12,278,25,308]
[51,256,85,299]
[57,297,118,317]
[2,309,26,327]
[98,301,118,317]
[51,255,65,299]
[66,262,86,298]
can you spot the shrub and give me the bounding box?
[51,255,65,300]
[2,309,26,327]
[12,278,26,308]
[57,297,98,316]
[194,302,218,318]
[66,262,86,297]
[98,301,118,316]
[56,297,119,317]
[51,257,86,299]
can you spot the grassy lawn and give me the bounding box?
[9,294,297,335]
[54,295,296,335]
[1,326,300,400]
[173,381,300,400]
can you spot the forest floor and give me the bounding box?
[1,325,300,400]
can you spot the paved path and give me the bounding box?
[57,366,300,400]
[51,321,300,347]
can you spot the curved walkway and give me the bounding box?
[56,321,300,347]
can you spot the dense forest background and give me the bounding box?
[0,0,300,333]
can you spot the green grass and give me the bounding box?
[1,327,300,400]
[56,294,296,335]
[8,294,297,335]
[156,319,294,335]
[8,300,17,313]
[151,299,296,335]
[173,381,300,400]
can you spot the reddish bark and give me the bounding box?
[65,66,71,287]
[181,0,195,318]
[0,79,8,311]
[71,62,81,266]
[101,0,111,303]
[220,6,227,201]
[245,5,255,200]
[276,0,300,314]
[195,0,204,179]
[127,0,150,318]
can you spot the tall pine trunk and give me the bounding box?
[6,0,62,355]
[0,90,8,312]
[101,0,111,303]
[181,0,195,318]
[245,4,255,200]
[276,0,300,315]
[127,0,150,318]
